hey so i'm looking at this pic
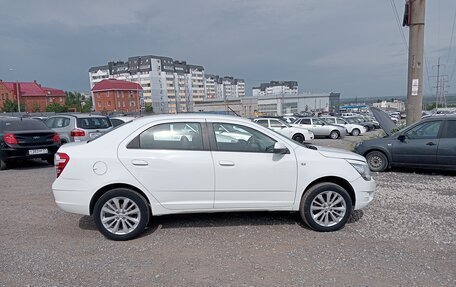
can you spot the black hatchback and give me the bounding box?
[354,114,456,172]
[0,117,61,170]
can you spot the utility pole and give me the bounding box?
[404,0,426,126]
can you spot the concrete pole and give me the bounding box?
[406,0,426,126]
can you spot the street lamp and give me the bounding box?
[9,68,21,113]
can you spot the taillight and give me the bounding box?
[55,152,70,178]
[70,129,85,137]
[53,133,61,143]
[3,133,18,145]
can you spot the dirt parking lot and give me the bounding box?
[1,134,455,286]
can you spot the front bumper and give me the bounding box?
[351,176,376,210]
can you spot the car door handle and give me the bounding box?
[426,142,436,146]
[219,161,235,167]
[132,159,148,166]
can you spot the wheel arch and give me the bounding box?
[302,176,356,207]
[89,183,151,215]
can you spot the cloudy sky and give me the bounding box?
[0,0,455,98]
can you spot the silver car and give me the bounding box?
[45,114,112,143]
[291,117,346,139]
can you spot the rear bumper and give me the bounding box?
[52,187,91,215]
[0,145,59,161]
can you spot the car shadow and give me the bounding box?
[2,159,52,171]
[387,167,456,176]
[79,210,364,236]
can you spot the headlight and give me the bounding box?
[354,142,363,149]
[346,159,372,181]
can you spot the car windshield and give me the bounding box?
[77,117,112,129]
[1,119,49,132]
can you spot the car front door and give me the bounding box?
[392,120,443,166]
[311,118,328,136]
[118,120,215,210]
[208,121,297,209]
[436,120,456,167]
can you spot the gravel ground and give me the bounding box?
[0,136,455,286]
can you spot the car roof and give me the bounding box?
[51,113,109,118]
[129,113,250,125]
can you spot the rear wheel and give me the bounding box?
[366,151,388,172]
[94,188,150,241]
[292,133,305,143]
[0,159,8,170]
[300,183,352,232]
[351,128,360,136]
[329,130,340,139]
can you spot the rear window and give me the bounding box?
[1,119,49,132]
[77,117,111,129]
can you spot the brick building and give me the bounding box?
[92,79,143,113]
[0,80,66,112]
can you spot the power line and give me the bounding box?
[389,0,408,51]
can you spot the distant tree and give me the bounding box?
[32,104,41,113]
[1,99,25,112]
[145,103,153,113]
[46,103,68,113]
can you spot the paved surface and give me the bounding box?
[1,136,455,286]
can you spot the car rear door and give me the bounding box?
[392,120,443,166]
[117,119,215,210]
[208,120,297,209]
[436,119,456,168]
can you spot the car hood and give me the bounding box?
[309,145,366,162]
[370,107,396,136]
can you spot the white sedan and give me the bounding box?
[52,114,376,240]
[253,118,314,143]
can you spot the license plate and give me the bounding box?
[29,149,48,155]
[90,133,101,138]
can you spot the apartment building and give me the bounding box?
[252,81,298,97]
[89,54,244,114]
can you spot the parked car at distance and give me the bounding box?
[344,116,376,131]
[252,117,314,143]
[46,114,112,143]
[52,114,375,240]
[291,117,346,139]
[0,118,60,170]
[354,114,456,172]
[320,117,367,136]
[110,116,136,127]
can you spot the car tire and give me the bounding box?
[351,129,360,136]
[0,159,8,170]
[329,130,340,139]
[292,133,305,143]
[93,188,150,241]
[366,151,388,172]
[46,156,54,165]
[364,125,371,131]
[300,182,352,232]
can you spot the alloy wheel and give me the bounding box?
[310,191,346,227]
[100,197,141,235]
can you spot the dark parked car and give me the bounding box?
[354,114,456,172]
[0,118,61,170]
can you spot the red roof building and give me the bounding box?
[0,80,66,112]
[92,79,143,113]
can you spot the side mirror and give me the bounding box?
[273,142,289,154]
[398,135,406,142]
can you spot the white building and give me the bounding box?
[89,55,244,114]
[372,100,405,112]
[252,81,298,97]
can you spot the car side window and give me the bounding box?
[269,119,283,128]
[300,118,311,124]
[54,117,70,128]
[325,118,335,124]
[442,120,456,138]
[313,119,325,125]
[45,118,55,128]
[138,122,203,150]
[212,123,276,153]
[404,121,443,139]
[111,119,124,127]
[255,120,269,127]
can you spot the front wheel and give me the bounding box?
[366,151,388,172]
[351,128,360,136]
[329,130,340,139]
[292,133,305,143]
[300,183,352,232]
[93,188,150,241]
